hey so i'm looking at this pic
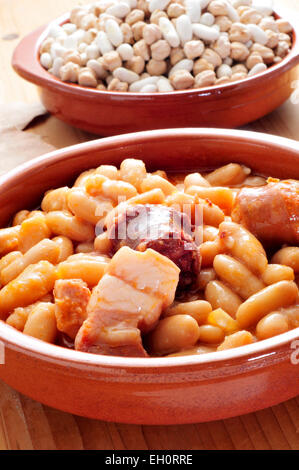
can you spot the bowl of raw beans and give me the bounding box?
[12,0,299,134]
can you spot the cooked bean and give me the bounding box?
[0,261,56,320]
[147,315,200,355]
[236,281,299,328]
[256,312,289,340]
[272,247,299,273]
[198,325,225,344]
[23,302,57,343]
[217,330,254,351]
[214,254,265,299]
[164,300,212,324]
[205,280,242,318]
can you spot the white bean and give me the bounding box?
[87,59,108,79]
[129,76,160,91]
[86,44,100,60]
[169,58,194,76]
[224,1,240,22]
[50,42,66,59]
[248,62,267,76]
[117,43,134,60]
[51,57,64,77]
[63,34,79,50]
[149,0,171,13]
[176,15,193,45]
[223,57,233,65]
[96,31,114,54]
[106,2,131,18]
[200,13,215,27]
[113,67,139,83]
[140,84,158,92]
[62,23,77,35]
[252,0,273,16]
[157,77,174,91]
[159,17,180,47]
[192,23,220,41]
[105,19,124,47]
[216,63,232,78]
[40,52,52,69]
[247,24,268,45]
[48,25,65,39]
[186,0,202,23]
[71,29,86,46]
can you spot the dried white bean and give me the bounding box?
[252,1,273,17]
[51,57,64,77]
[63,35,79,50]
[105,19,124,47]
[223,57,233,65]
[149,0,171,13]
[224,1,240,22]
[106,2,131,18]
[117,43,134,60]
[96,31,114,54]
[140,84,158,92]
[157,77,174,92]
[159,17,180,47]
[62,23,77,35]
[247,24,268,45]
[176,15,193,45]
[86,44,100,60]
[169,58,194,76]
[192,23,220,41]
[200,13,215,27]
[87,59,108,79]
[50,42,66,59]
[186,0,202,23]
[113,67,140,83]
[248,62,267,76]
[216,63,232,78]
[129,76,160,91]
[40,52,53,69]
[48,25,65,39]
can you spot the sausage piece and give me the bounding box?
[107,204,200,288]
[232,180,299,246]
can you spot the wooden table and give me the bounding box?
[0,0,299,451]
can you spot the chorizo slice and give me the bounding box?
[107,204,200,288]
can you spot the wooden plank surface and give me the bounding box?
[0,0,298,450]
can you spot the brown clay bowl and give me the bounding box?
[0,128,298,424]
[12,9,299,136]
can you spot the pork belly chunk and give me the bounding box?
[75,246,180,357]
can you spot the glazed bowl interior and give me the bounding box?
[0,127,298,370]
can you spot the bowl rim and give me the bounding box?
[12,6,299,99]
[0,127,298,370]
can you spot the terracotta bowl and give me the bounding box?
[0,128,298,424]
[12,10,299,136]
